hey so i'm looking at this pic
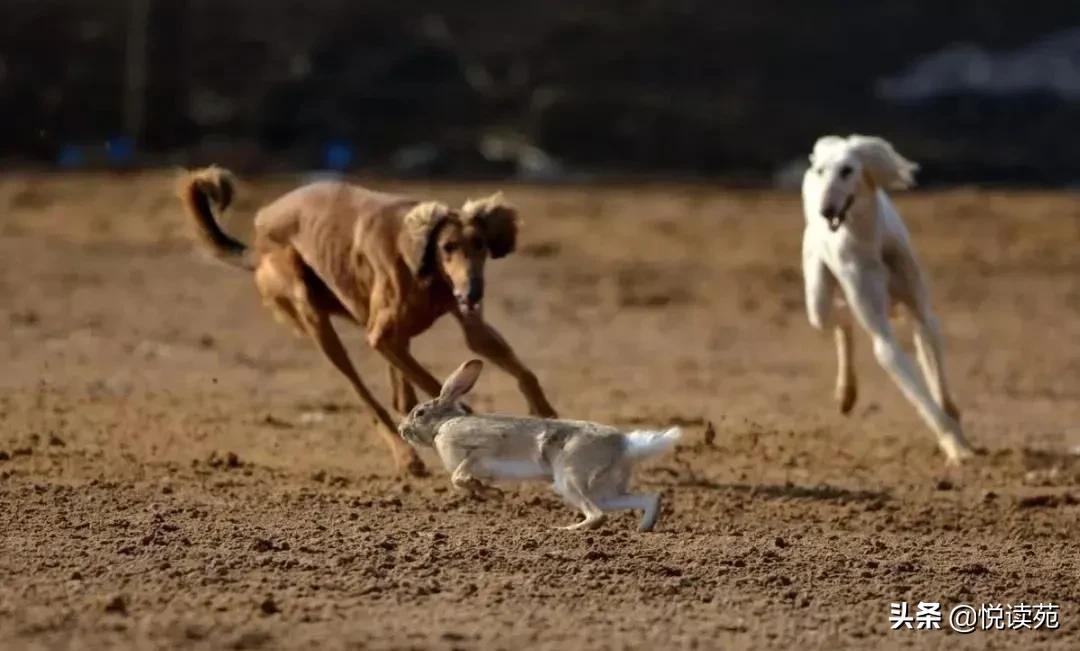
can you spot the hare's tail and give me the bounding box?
[623,427,681,461]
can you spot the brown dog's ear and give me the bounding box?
[400,201,451,277]
[462,192,519,259]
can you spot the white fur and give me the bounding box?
[477,457,549,481]
[623,427,682,460]
[801,134,973,464]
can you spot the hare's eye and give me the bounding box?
[415,407,426,418]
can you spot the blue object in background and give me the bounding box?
[105,136,136,165]
[323,140,356,171]
[57,144,85,169]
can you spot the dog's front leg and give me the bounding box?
[455,312,557,418]
[387,364,418,415]
[802,241,835,331]
[367,319,445,400]
[804,246,856,412]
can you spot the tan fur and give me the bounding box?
[177,168,556,476]
[176,166,250,267]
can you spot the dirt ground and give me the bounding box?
[1,173,1078,650]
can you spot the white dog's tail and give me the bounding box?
[623,427,682,461]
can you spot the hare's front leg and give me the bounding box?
[450,458,503,499]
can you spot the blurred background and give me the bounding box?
[3,0,1080,185]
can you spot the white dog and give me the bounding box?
[801,134,973,464]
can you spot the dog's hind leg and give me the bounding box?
[906,288,961,422]
[255,254,307,337]
[257,250,425,476]
[888,247,961,422]
[299,306,426,476]
[842,270,972,464]
[912,314,960,422]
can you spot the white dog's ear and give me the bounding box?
[809,135,845,164]
[848,135,919,190]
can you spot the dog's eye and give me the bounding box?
[839,165,853,179]
[442,242,459,254]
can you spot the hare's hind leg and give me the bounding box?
[587,461,662,531]
[553,470,606,530]
[563,497,605,530]
[596,494,663,532]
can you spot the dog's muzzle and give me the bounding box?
[822,195,854,231]
[456,278,484,315]
[457,296,482,315]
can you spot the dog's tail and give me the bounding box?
[623,427,682,461]
[177,166,254,270]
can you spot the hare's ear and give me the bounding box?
[440,359,484,402]
[399,201,452,277]
[462,192,519,259]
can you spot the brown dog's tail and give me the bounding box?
[177,166,254,270]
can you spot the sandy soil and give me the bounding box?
[0,173,1078,650]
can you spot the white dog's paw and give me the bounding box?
[939,434,975,466]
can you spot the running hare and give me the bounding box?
[399,360,681,531]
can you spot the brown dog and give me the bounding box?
[177,167,556,476]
